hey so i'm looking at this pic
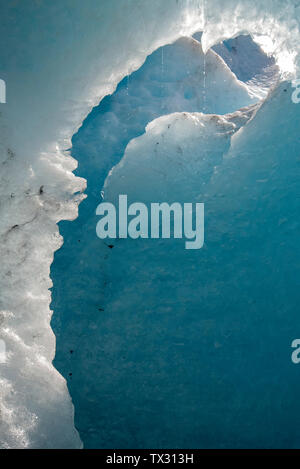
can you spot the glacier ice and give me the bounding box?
[211,34,280,99]
[55,82,300,449]
[1,0,300,449]
[51,32,261,447]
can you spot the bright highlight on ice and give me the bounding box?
[96,195,204,250]
[0,340,6,364]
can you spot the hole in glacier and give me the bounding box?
[50,34,281,448]
[193,32,279,99]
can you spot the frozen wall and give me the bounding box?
[84,81,300,449]
[1,0,300,449]
[50,34,258,447]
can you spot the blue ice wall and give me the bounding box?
[50,38,300,449]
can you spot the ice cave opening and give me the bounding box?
[49,32,299,449]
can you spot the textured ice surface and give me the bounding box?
[1,0,300,449]
[56,83,300,449]
[51,35,279,448]
[50,34,257,446]
[0,126,84,448]
[212,35,280,99]
[65,36,256,186]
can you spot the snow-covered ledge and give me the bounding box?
[0,0,299,449]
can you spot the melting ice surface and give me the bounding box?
[51,35,300,448]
